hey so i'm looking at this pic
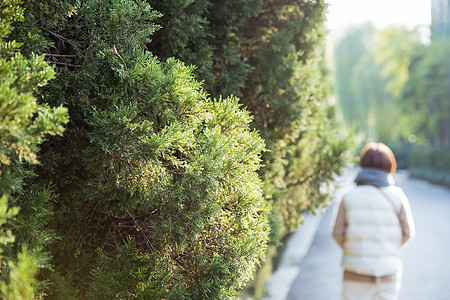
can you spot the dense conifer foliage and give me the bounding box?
[147,1,350,295]
[1,0,350,298]
[0,1,68,298]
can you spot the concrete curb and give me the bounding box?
[262,211,324,300]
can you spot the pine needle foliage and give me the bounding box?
[3,0,352,298]
[8,0,269,298]
[145,1,352,296]
[0,1,68,299]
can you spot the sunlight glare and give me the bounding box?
[326,0,432,31]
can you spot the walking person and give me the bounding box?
[331,142,415,300]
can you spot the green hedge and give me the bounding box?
[408,147,450,187]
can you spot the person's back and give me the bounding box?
[332,143,415,300]
[341,185,404,276]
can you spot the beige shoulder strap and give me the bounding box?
[371,185,401,219]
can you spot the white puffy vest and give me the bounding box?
[342,185,404,276]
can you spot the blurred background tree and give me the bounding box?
[333,21,450,186]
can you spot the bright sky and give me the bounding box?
[325,0,432,31]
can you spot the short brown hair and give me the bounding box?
[359,142,397,174]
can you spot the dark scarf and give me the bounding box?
[354,167,394,187]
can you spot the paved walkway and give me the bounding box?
[285,197,342,300]
[262,211,324,300]
[263,168,357,300]
[265,168,450,300]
